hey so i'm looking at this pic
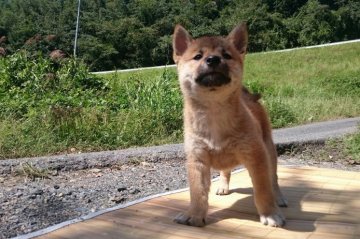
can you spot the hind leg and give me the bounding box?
[244,146,285,227]
[266,137,288,207]
[216,169,231,195]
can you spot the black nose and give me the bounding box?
[206,55,221,67]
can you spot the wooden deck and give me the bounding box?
[36,167,360,239]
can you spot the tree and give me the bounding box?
[219,0,290,51]
[0,0,358,70]
[334,0,360,40]
[289,0,337,45]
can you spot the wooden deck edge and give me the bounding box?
[14,186,191,239]
[15,165,353,239]
[15,167,252,239]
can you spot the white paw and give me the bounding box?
[260,212,285,227]
[174,212,206,227]
[216,187,230,195]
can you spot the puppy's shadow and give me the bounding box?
[206,182,358,233]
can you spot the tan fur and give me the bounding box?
[173,23,287,228]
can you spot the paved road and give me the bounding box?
[1,117,359,175]
[273,117,360,145]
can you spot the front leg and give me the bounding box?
[174,150,211,227]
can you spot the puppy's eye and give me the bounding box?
[193,54,202,60]
[223,53,232,60]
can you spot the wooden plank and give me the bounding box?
[314,221,357,235]
[35,167,360,239]
[307,233,355,239]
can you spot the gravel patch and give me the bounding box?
[0,157,188,239]
[0,143,359,239]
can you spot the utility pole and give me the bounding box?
[74,0,81,57]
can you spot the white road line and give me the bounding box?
[92,64,176,75]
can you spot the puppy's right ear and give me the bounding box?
[172,25,192,63]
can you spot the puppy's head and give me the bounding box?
[173,23,248,99]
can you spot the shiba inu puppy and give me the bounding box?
[172,23,287,228]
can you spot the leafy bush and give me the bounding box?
[0,52,183,158]
[0,51,108,117]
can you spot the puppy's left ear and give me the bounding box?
[226,23,248,55]
[173,25,192,63]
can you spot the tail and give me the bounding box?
[242,86,261,102]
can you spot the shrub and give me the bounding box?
[0,51,108,118]
[0,52,183,158]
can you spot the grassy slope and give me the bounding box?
[106,42,360,128]
[244,43,360,126]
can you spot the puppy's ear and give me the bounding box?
[226,23,248,55]
[173,25,192,63]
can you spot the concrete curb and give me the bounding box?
[1,117,359,176]
[0,144,185,176]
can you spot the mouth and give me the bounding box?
[195,72,231,88]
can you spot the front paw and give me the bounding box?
[174,212,206,227]
[260,212,285,227]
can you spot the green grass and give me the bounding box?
[292,129,360,163]
[244,43,360,127]
[344,130,360,162]
[105,42,360,129]
[0,43,359,159]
